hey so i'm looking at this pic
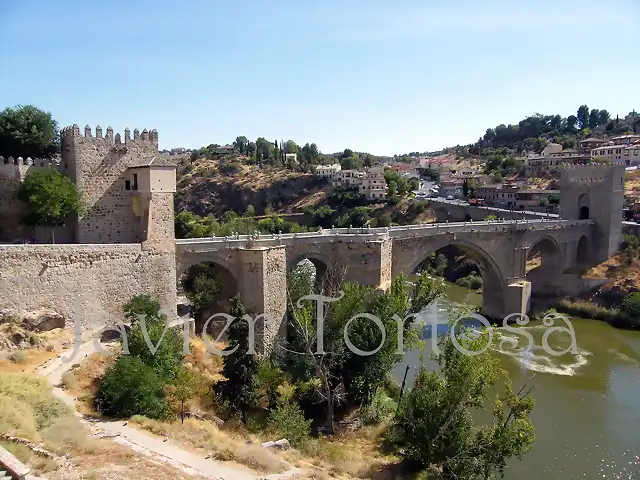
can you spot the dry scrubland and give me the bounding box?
[58,338,398,480]
[0,372,197,480]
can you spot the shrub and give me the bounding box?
[98,356,172,419]
[220,162,242,175]
[455,274,483,290]
[267,403,312,448]
[387,196,401,206]
[8,351,28,364]
[360,389,396,425]
[621,292,640,318]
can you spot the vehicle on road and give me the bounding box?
[468,198,485,206]
[446,195,454,200]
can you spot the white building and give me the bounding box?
[330,167,387,200]
[314,163,341,178]
[285,153,298,164]
[591,143,640,166]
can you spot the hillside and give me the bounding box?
[175,158,328,216]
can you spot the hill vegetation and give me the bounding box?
[448,106,639,157]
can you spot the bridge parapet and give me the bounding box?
[175,219,593,247]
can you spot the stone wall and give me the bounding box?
[0,156,64,242]
[0,244,176,332]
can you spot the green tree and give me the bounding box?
[0,105,60,159]
[99,356,172,419]
[127,314,184,380]
[284,271,443,433]
[565,115,578,133]
[245,205,256,217]
[621,292,640,318]
[485,215,498,221]
[167,367,199,424]
[16,169,82,243]
[598,110,611,125]
[233,136,248,154]
[388,325,535,479]
[215,296,259,423]
[576,105,590,130]
[588,109,600,129]
[123,294,162,324]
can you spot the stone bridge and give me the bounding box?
[175,164,624,349]
[176,218,596,347]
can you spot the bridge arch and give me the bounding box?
[287,252,332,292]
[523,235,563,296]
[402,238,508,319]
[177,252,240,333]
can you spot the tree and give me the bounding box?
[167,367,198,424]
[99,356,172,419]
[588,109,600,129]
[182,263,221,321]
[283,270,444,433]
[462,178,469,197]
[233,136,248,155]
[128,313,184,380]
[245,205,256,217]
[123,294,162,323]
[215,296,259,423]
[16,169,82,243]
[387,324,535,478]
[598,110,611,125]
[576,105,590,130]
[565,115,578,133]
[0,105,60,159]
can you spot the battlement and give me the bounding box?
[0,156,61,168]
[559,163,624,184]
[60,124,158,146]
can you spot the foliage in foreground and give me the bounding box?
[16,169,82,242]
[98,296,188,419]
[387,327,535,479]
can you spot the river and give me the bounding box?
[393,282,640,479]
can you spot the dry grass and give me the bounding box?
[131,416,289,474]
[278,424,395,480]
[625,170,640,201]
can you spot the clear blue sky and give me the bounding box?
[1,0,638,155]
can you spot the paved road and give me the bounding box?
[37,337,300,480]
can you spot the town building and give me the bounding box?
[579,138,607,154]
[314,163,341,178]
[591,143,640,166]
[611,134,640,145]
[327,167,387,200]
[474,183,558,210]
[284,153,298,164]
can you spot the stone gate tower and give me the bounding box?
[558,164,624,263]
[60,124,175,247]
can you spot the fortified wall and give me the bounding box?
[0,125,178,331]
[0,156,64,242]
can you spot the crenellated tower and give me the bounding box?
[60,124,173,246]
[558,163,624,263]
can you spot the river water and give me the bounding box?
[393,282,640,480]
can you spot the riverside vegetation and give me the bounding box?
[59,266,537,479]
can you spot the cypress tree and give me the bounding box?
[215,295,258,423]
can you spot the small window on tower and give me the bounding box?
[125,180,131,190]
[133,173,138,191]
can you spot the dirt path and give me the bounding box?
[36,338,301,480]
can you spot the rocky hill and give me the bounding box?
[175,158,328,216]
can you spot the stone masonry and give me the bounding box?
[0,125,177,332]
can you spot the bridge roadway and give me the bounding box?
[175,218,589,249]
[425,196,559,220]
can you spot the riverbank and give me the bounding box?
[553,299,639,330]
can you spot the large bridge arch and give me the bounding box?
[521,234,564,296]
[578,193,590,220]
[286,251,332,292]
[394,236,509,319]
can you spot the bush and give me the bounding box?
[8,351,28,364]
[220,162,242,175]
[98,356,172,419]
[621,292,640,318]
[360,389,396,425]
[266,403,312,448]
[387,196,401,206]
[455,274,483,289]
